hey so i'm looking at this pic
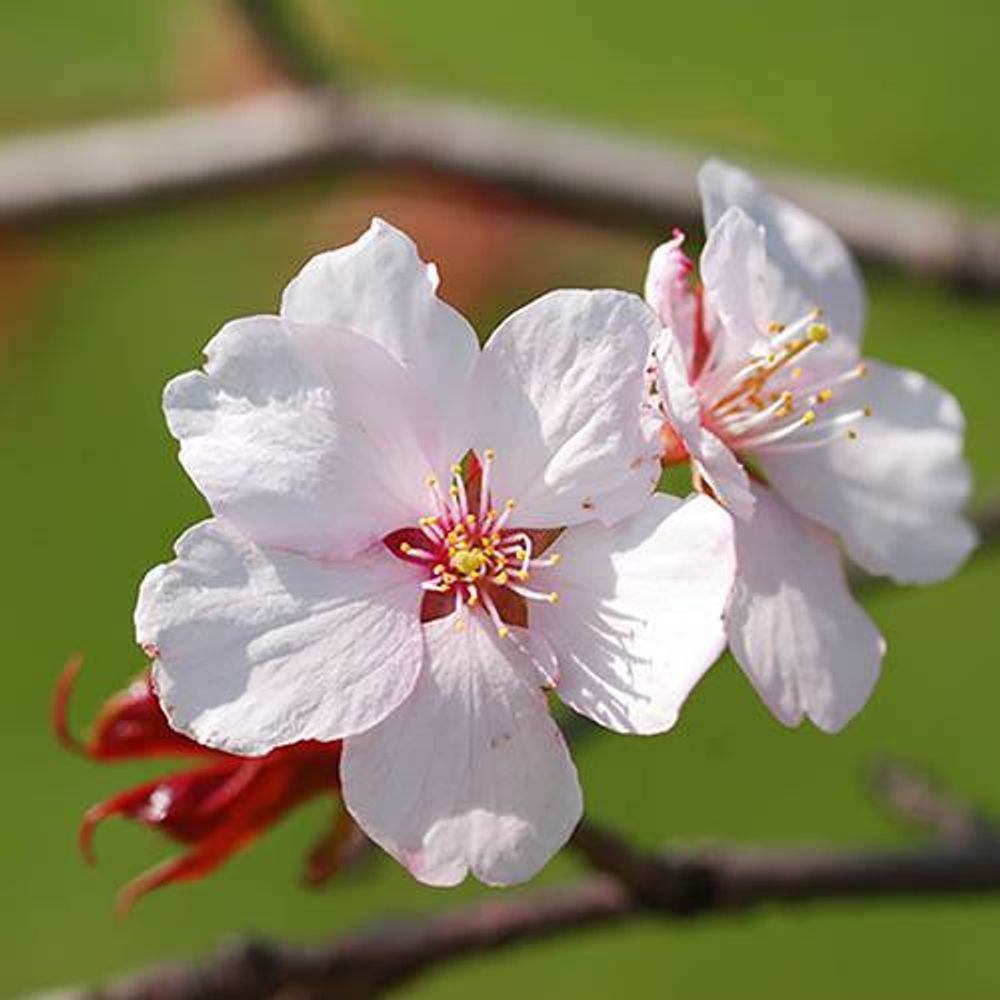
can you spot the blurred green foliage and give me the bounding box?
[1,1,999,997]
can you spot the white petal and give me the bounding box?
[135,520,425,754]
[644,231,699,371]
[471,289,661,528]
[759,360,976,584]
[655,332,754,520]
[165,315,449,561]
[699,159,866,346]
[531,493,735,734]
[280,218,478,456]
[726,484,885,733]
[700,207,771,372]
[342,613,581,886]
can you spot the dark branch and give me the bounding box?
[3,87,1000,291]
[36,814,1000,1000]
[230,0,334,87]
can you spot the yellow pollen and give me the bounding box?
[451,548,488,576]
[483,448,496,461]
[487,508,499,520]
[847,429,859,440]
[549,553,562,566]
[505,499,516,511]
[803,409,817,425]
[497,625,511,639]
[467,589,480,607]
[807,324,829,343]
[548,592,560,604]
[465,513,476,525]
[863,405,873,417]
[816,388,833,403]
[767,322,785,333]
[791,367,803,379]
[494,571,509,585]
[442,573,456,585]
[451,464,463,476]
[454,617,467,631]
[514,569,529,581]
[433,563,445,575]
[857,362,868,377]
[514,547,526,559]
[426,475,438,488]
[399,542,412,554]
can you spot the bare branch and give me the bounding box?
[34,817,1000,1000]
[3,87,1000,291]
[872,759,996,845]
[229,0,333,87]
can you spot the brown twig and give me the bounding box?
[3,87,1000,291]
[34,808,1000,1000]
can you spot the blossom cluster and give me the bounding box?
[66,161,975,899]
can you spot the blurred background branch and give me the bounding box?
[4,86,1000,292]
[32,767,1000,1000]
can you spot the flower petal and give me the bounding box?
[342,612,582,887]
[759,360,976,584]
[700,206,771,372]
[699,159,866,346]
[726,483,885,732]
[530,493,735,734]
[655,331,755,520]
[644,230,700,370]
[165,315,449,561]
[280,218,479,457]
[136,520,425,754]
[470,289,660,528]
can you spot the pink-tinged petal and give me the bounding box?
[280,218,478,459]
[699,207,771,372]
[342,613,582,887]
[726,483,885,733]
[531,494,735,735]
[471,289,661,528]
[699,159,866,346]
[644,230,700,370]
[135,520,425,755]
[655,332,754,520]
[759,360,976,584]
[164,316,449,561]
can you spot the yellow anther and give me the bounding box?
[791,367,803,379]
[549,553,562,566]
[788,339,804,352]
[465,513,476,525]
[514,569,529,581]
[454,617,467,631]
[816,388,833,403]
[514,547,526,560]
[812,307,825,318]
[451,464,463,476]
[483,448,496,461]
[863,405,873,417]
[449,485,459,497]
[767,321,785,333]
[505,499,516,510]
[847,429,859,440]
[433,564,445,575]
[803,409,817,425]
[442,573,456,585]
[426,475,439,488]
[451,548,488,576]
[494,571,509,585]
[857,362,868,376]
[807,324,830,343]
[497,625,511,639]
[548,592,561,605]
[491,532,501,543]
[467,589,480,607]
[487,508,499,520]
[399,542,412,554]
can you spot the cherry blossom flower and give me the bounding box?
[54,658,349,912]
[135,219,736,887]
[644,161,976,733]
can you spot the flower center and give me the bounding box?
[385,450,561,637]
[700,311,871,455]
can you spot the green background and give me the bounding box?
[2,1,999,996]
